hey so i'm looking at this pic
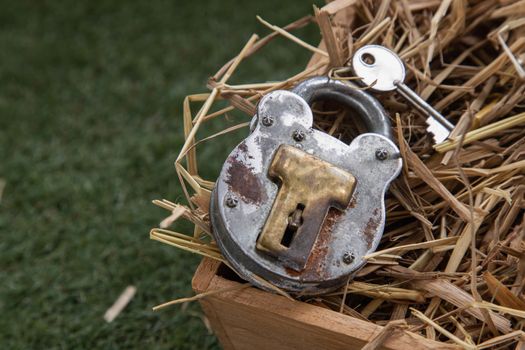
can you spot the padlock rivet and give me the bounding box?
[342,252,354,264]
[292,130,306,142]
[225,195,239,208]
[261,116,274,127]
[375,148,389,161]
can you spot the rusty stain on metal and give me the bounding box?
[225,142,266,205]
[348,193,358,209]
[303,207,342,280]
[237,141,252,158]
[363,208,381,249]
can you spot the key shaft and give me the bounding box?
[394,80,455,131]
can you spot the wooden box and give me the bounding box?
[192,258,458,350]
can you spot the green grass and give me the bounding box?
[0,1,320,348]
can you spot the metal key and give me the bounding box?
[352,45,454,144]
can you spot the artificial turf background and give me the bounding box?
[0,1,321,348]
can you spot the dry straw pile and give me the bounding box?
[151,0,525,348]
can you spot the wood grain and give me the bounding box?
[192,258,459,350]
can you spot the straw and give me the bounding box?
[151,1,525,346]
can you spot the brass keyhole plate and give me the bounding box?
[257,145,356,272]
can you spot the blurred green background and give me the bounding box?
[0,1,321,348]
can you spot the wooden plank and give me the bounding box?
[192,259,236,349]
[192,258,459,350]
[191,255,221,292]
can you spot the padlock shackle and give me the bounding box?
[292,76,393,141]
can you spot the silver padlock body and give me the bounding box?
[210,89,402,294]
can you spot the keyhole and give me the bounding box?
[361,52,375,66]
[281,203,305,247]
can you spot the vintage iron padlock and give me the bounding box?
[210,76,402,294]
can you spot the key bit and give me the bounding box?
[425,117,451,144]
[351,45,454,144]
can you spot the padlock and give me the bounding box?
[210,76,402,294]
